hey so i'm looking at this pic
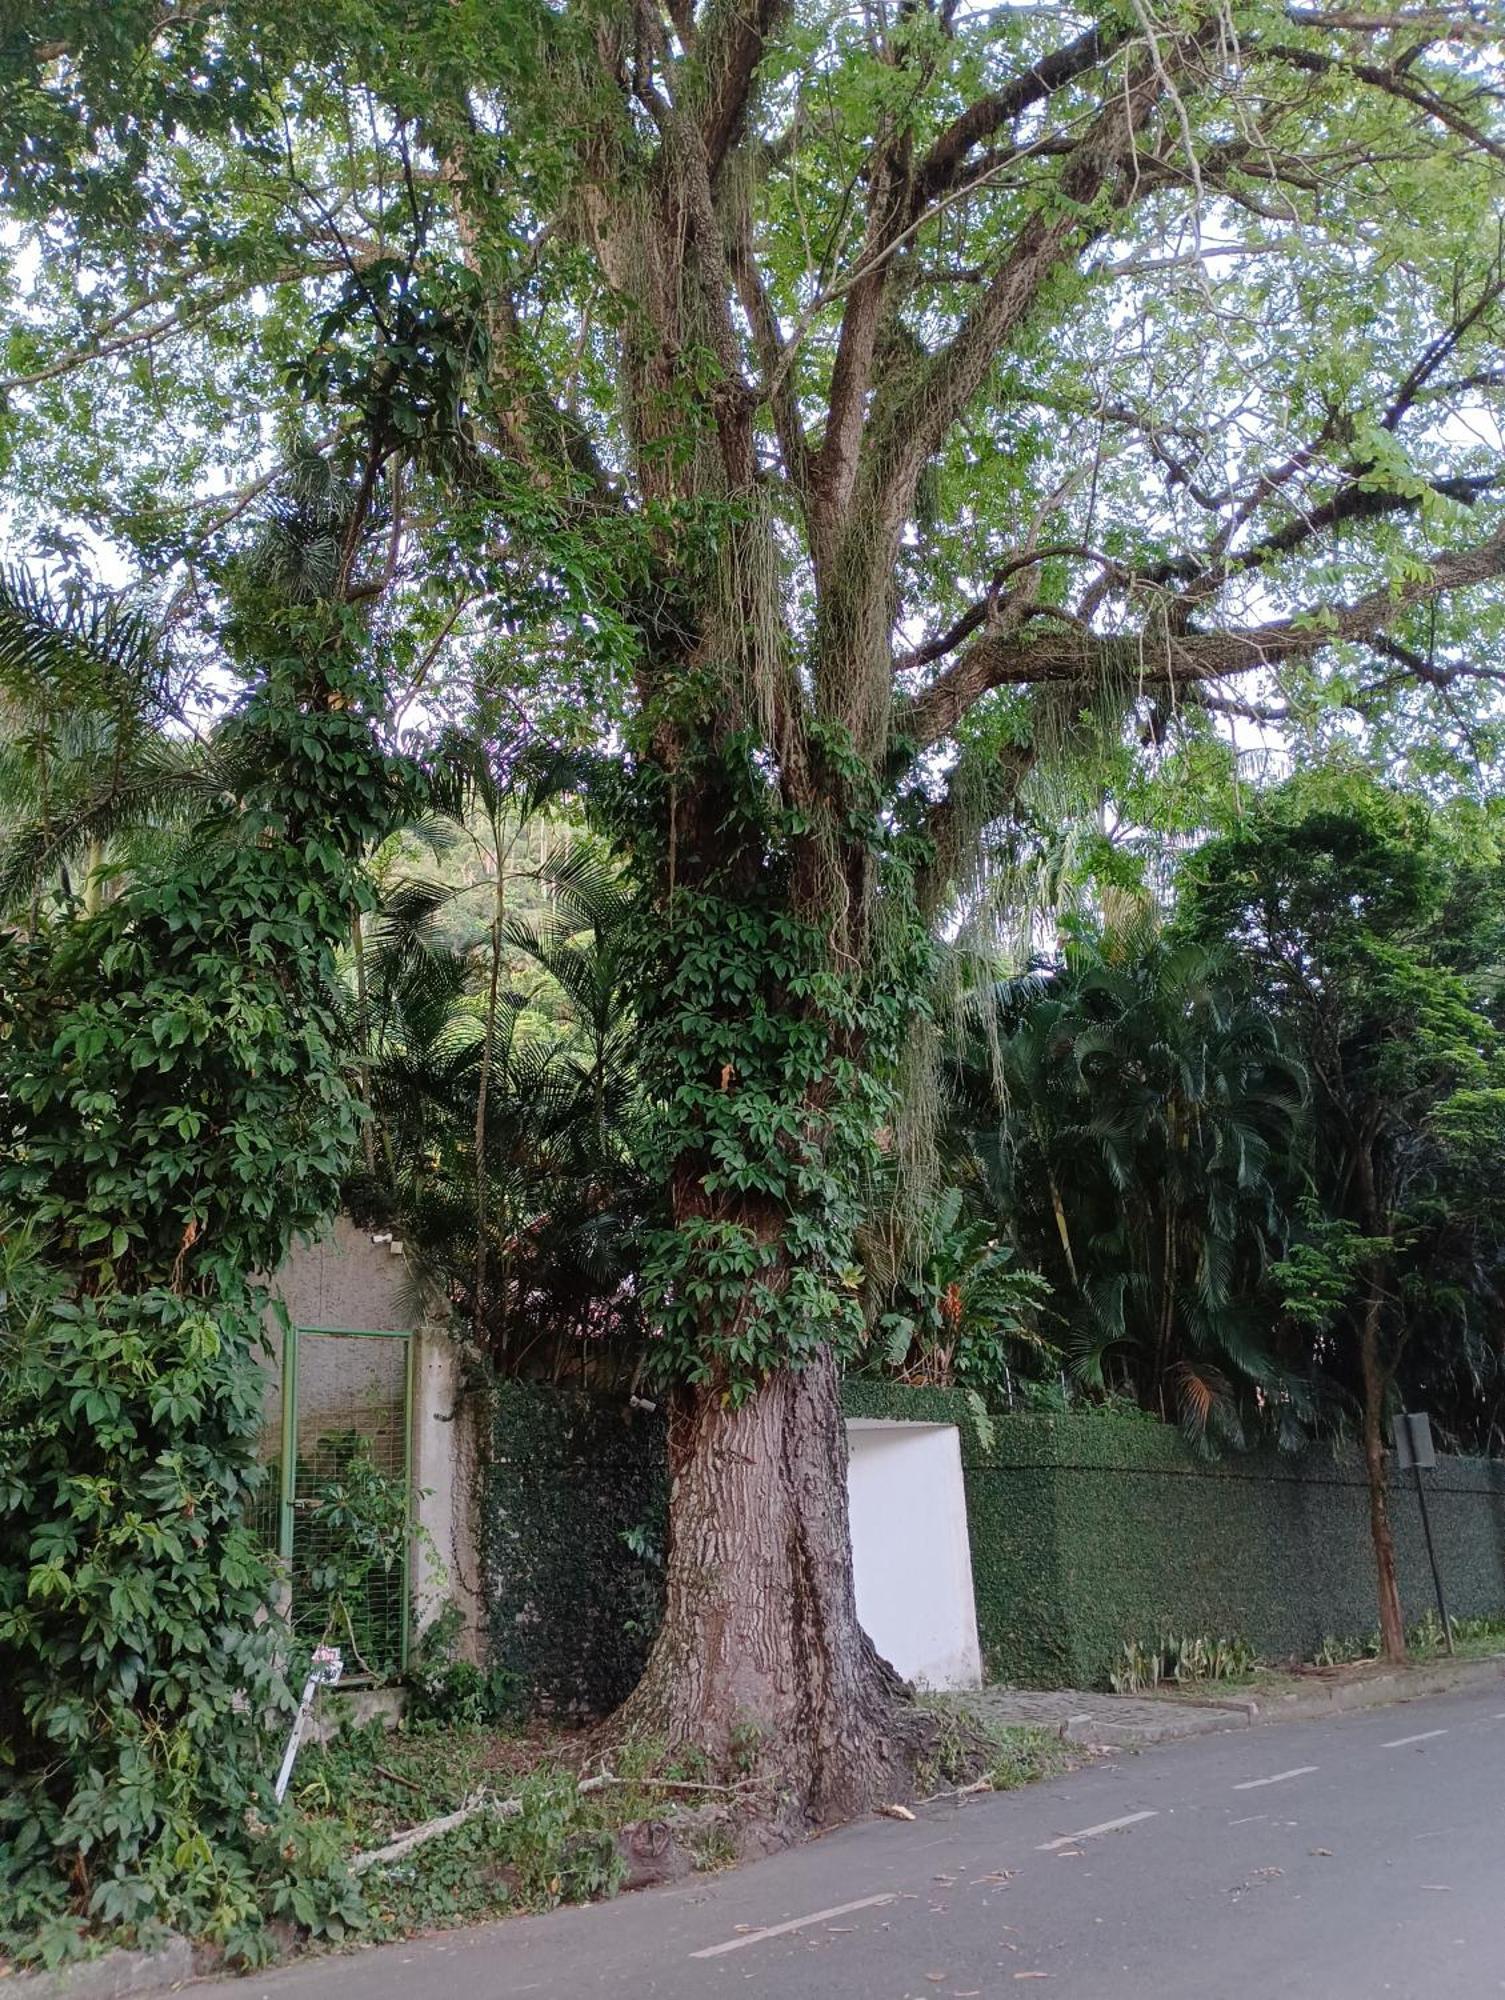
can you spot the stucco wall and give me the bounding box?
[261,1219,483,1661]
[847,1420,982,1689]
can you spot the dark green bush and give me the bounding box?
[0,654,412,1958]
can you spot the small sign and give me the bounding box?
[1392,1411,1436,1471]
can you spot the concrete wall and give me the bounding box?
[847,1419,982,1690]
[268,1213,412,1331]
[262,1219,483,1663]
[410,1323,485,1660]
[843,1384,1505,1687]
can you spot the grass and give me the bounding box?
[282,1718,741,1948]
[283,1702,1083,1957]
[915,1698,1081,1798]
[984,1724,1078,1791]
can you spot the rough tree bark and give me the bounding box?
[615,1345,922,1825]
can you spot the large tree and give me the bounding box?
[4,1,1505,1820]
[1178,769,1505,1658]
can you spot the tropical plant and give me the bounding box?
[1110,1631,1257,1694]
[865,1184,1054,1407]
[0,543,410,1954]
[960,916,1311,1444]
[1178,768,1505,1658]
[0,567,237,921]
[345,828,654,1380]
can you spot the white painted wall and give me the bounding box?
[410,1324,484,1659]
[846,1419,982,1691]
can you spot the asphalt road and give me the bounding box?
[208,1681,1505,2000]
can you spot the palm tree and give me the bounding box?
[959,914,1314,1444]
[346,829,652,1382]
[0,567,235,922]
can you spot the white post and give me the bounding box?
[273,1646,343,1804]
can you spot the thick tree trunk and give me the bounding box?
[613,1344,927,1826]
[1359,1274,1407,1662]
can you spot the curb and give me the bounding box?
[1059,1706,1237,1748]
[1248,1653,1505,1724]
[1064,1654,1505,1749]
[9,1937,193,1999]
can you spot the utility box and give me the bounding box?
[1392,1411,1437,1471]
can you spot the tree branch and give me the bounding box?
[915,743,1036,922]
[896,544,1127,673]
[698,0,790,178]
[728,223,811,499]
[900,518,1505,745]
[914,22,1126,203]
[1266,44,1505,164]
[863,39,1184,548]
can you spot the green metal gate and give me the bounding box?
[258,1323,414,1683]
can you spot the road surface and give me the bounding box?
[206,1681,1505,1999]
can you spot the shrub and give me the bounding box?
[0,653,412,1958]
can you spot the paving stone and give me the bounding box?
[940,1683,1247,1746]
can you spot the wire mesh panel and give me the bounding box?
[259,1327,413,1684]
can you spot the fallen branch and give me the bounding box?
[587,1774,753,1797]
[913,1775,996,1807]
[350,1794,496,1873]
[350,1775,610,1875]
[371,1761,427,1796]
[348,1768,747,1875]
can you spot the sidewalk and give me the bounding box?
[951,1651,1505,1749]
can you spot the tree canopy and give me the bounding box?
[3,0,1504,1845]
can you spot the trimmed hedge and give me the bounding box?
[479,1379,1505,1706]
[961,1408,1505,1686]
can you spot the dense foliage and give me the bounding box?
[3,0,1504,1836]
[937,772,1505,1451]
[1178,769,1505,1459]
[345,812,653,1379]
[0,586,409,1956]
[954,917,1309,1442]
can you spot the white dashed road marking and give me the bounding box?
[1037,1810,1159,1851]
[690,1893,897,1958]
[1383,1730,1448,1749]
[1232,1766,1318,1791]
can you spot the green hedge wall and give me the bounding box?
[479,1379,1505,1706]
[953,1402,1505,1686]
[480,1383,665,1715]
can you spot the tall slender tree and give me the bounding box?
[1178,769,1505,1658]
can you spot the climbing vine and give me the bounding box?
[611,724,936,1396]
[0,634,413,1960]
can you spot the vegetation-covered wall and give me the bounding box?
[484,1382,1505,1706]
[481,1384,666,1716]
[957,1408,1505,1686]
